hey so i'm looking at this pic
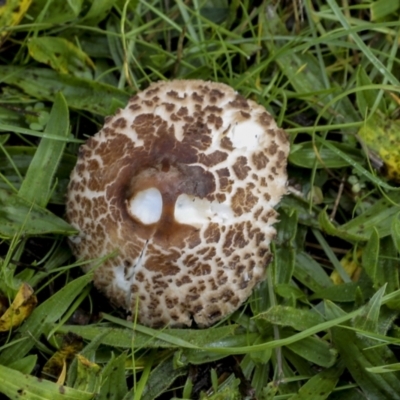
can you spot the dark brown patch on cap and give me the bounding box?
[252,151,269,170]
[258,112,273,126]
[216,168,232,192]
[112,117,127,129]
[229,94,249,109]
[204,222,221,243]
[207,114,223,129]
[198,150,228,167]
[268,141,278,156]
[220,136,234,151]
[192,92,204,102]
[162,102,175,112]
[232,156,251,180]
[129,104,141,111]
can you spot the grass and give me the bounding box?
[1,0,400,398]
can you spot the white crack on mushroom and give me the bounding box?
[66,79,290,328]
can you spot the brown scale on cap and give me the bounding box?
[66,80,290,328]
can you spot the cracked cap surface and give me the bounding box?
[66,80,290,327]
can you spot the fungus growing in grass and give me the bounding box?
[66,80,290,328]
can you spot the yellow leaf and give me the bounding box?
[0,283,37,331]
[331,249,362,285]
[359,112,400,182]
[56,360,67,386]
[75,354,101,393]
[0,0,32,43]
[28,37,95,79]
[42,333,83,382]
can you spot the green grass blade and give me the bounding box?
[0,363,94,400]
[0,189,77,238]
[326,0,399,86]
[0,67,129,115]
[18,92,69,206]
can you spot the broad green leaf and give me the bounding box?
[67,0,84,16]
[294,252,333,292]
[28,37,95,79]
[0,274,92,364]
[354,285,386,332]
[0,145,76,204]
[18,92,69,207]
[83,0,119,24]
[378,236,400,298]
[0,363,94,400]
[97,352,129,400]
[392,213,400,252]
[370,0,400,21]
[363,228,380,287]
[313,228,351,283]
[0,189,76,238]
[8,355,37,375]
[274,209,297,285]
[126,357,187,400]
[287,336,337,368]
[175,331,258,365]
[275,284,307,300]
[253,364,273,397]
[289,361,345,400]
[289,141,363,169]
[189,374,241,400]
[280,196,320,229]
[325,301,400,400]
[327,192,400,242]
[66,330,110,388]
[356,66,379,116]
[257,306,324,331]
[311,282,358,302]
[331,326,400,399]
[28,0,82,23]
[0,67,129,115]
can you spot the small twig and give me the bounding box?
[0,103,40,117]
[330,175,345,221]
[305,242,349,255]
[173,26,186,77]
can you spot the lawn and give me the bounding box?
[1,0,400,399]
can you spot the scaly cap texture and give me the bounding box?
[66,80,289,327]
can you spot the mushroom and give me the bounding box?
[66,80,289,328]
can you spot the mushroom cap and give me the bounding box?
[66,80,289,328]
